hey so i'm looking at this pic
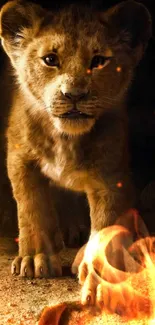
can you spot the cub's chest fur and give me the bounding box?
[40,141,89,191]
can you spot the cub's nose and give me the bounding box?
[61,88,89,102]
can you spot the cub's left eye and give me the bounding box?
[90,55,111,70]
[42,53,59,67]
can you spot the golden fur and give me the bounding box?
[0,0,152,278]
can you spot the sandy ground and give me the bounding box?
[0,238,80,325]
[1,237,155,325]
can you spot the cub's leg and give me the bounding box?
[87,174,134,234]
[8,152,63,278]
[72,172,134,305]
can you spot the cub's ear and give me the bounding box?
[0,0,46,65]
[100,0,152,62]
[0,0,45,43]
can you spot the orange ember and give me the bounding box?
[116,66,122,72]
[116,182,123,188]
[14,237,19,243]
[98,64,104,70]
[14,143,20,149]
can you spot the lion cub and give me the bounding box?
[0,0,151,281]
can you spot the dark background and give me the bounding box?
[0,0,155,239]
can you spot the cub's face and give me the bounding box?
[0,1,152,135]
[15,18,133,135]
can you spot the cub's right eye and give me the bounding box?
[42,53,60,67]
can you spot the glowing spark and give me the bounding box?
[116,182,123,188]
[98,65,103,70]
[116,66,122,72]
[14,237,19,243]
[87,69,91,74]
[14,144,20,149]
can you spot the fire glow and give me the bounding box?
[39,210,155,324]
[80,227,155,321]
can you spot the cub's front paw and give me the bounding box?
[74,226,151,319]
[73,226,129,306]
[11,253,62,278]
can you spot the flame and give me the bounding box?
[80,210,155,322]
[38,303,67,325]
